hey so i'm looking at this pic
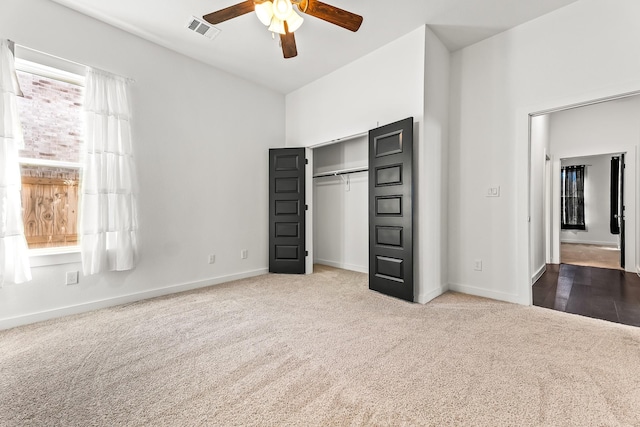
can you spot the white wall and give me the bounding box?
[313,137,368,272]
[550,96,640,162]
[550,96,640,264]
[287,25,451,303]
[286,27,426,147]
[0,0,285,328]
[530,115,550,282]
[450,0,640,304]
[559,155,620,246]
[313,175,368,272]
[420,25,451,303]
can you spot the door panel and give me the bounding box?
[369,117,414,301]
[610,156,621,235]
[269,148,306,274]
[611,155,626,269]
[621,154,626,269]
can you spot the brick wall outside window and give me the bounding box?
[16,69,83,249]
[16,70,83,163]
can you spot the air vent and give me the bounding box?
[186,16,221,40]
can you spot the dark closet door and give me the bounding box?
[368,118,414,301]
[269,148,306,274]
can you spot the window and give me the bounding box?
[561,165,586,230]
[15,59,85,251]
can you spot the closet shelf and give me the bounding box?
[310,131,368,149]
[313,166,368,179]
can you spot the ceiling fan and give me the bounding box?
[203,0,363,59]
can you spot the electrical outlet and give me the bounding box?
[241,249,248,259]
[208,254,215,264]
[66,271,79,285]
[474,260,483,271]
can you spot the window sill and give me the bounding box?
[29,247,81,267]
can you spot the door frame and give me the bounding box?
[544,150,552,264]
[620,153,626,268]
[305,146,313,274]
[549,152,628,268]
[522,87,640,305]
[305,119,415,295]
[305,132,368,275]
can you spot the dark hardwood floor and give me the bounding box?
[533,264,640,327]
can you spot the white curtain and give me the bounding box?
[81,68,138,275]
[0,40,31,285]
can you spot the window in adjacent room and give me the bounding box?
[15,59,85,250]
[561,165,586,230]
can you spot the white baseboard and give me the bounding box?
[531,264,547,284]
[560,239,618,247]
[448,282,525,305]
[314,259,368,274]
[0,268,268,330]
[415,285,447,304]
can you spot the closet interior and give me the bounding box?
[312,134,369,273]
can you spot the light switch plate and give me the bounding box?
[487,186,500,197]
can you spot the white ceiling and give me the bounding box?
[49,0,579,94]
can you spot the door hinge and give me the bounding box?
[305,251,309,257]
[305,158,308,165]
[305,205,308,211]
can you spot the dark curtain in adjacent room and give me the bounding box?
[561,165,586,230]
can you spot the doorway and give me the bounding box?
[311,133,369,274]
[528,94,640,325]
[278,118,416,301]
[530,95,640,284]
[558,153,623,270]
[311,119,416,301]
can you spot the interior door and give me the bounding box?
[269,148,306,274]
[368,117,414,301]
[620,154,626,269]
[610,154,625,269]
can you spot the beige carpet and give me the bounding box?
[561,242,621,270]
[1,265,640,426]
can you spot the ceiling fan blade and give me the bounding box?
[280,22,298,58]
[203,1,256,25]
[298,0,363,32]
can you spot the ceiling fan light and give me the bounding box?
[285,9,303,32]
[272,0,293,21]
[255,2,273,26]
[268,17,286,35]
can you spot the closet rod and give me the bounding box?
[313,166,368,179]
